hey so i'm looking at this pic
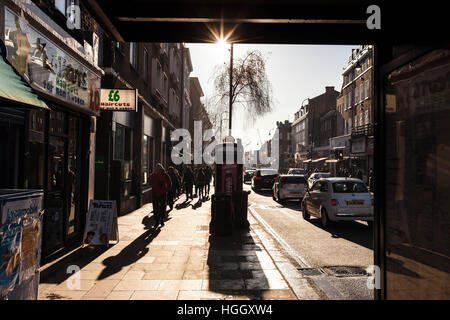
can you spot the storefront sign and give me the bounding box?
[83,200,118,247]
[99,89,138,111]
[4,9,101,114]
[351,136,366,154]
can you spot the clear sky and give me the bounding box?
[186,43,358,150]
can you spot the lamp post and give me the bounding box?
[228,43,234,136]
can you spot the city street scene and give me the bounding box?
[0,0,449,303]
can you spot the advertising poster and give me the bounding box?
[0,223,22,295]
[20,218,41,282]
[83,200,118,247]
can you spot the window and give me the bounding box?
[116,41,123,52]
[130,42,138,69]
[354,87,358,105]
[354,114,358,128]
[365,80,370,98]
[348,92,352,107]
[365,110,370,125]
[56,0,78,16]
[114,124,133,161]
[360,83,364,101]
[279,132,283,140]
[143,48,149,82]
[359,113,363,127]
[344,94,347,110]
[332,181,368,193]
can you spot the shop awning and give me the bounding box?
[325,159,339,163]
[302,159,312,163]
[0,55,49,110]
[312,157,328,163]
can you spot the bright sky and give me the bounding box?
[186,43,358,151]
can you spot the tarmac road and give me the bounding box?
[245,183,374,300]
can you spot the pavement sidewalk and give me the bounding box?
[38,189,320,300]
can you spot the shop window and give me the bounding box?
[26,110,46,189]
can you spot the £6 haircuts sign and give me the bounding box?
[99,89,138,111]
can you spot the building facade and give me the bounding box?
[340,45,374,182]
[0,0,102,261]
[95,41,190,215]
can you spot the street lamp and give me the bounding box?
[228,43,234,136]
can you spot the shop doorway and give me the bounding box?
[43,109,83,259]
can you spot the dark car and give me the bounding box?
[251,169,279,191]
[244,169,256,183]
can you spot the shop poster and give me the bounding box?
[0,223,22,295]
[83,200,118,247]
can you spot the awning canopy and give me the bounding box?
[326,159,339,163]
[0,54,49,110]
[302,159,312,163]
[312,157,328,163]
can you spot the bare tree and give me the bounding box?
[209,50,274,130]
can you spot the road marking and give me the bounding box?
[249,206,311,268]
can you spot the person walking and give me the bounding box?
[197,167,206,200]
[148,163,172,228]
[167,166,178,211]
[183,166,194,201]
[368,169,374,192]
[204,166,212,196]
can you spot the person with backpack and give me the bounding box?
[148,163,172,228]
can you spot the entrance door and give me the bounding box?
[43,110,83,259]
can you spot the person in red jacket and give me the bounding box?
[148,163,172,228]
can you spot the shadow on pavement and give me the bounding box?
[39,246,108,284]
[97,227,161,280]
[206,230,271,300]
[308,219,373,250]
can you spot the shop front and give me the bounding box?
[350,135,368,183]
[2,5,101,261]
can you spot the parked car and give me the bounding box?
[287,168,307,176]
[301,177,374,227]
[244,169,256,183]
[307,172,331,189]
[273,175,308,202]
[251,169,278,191]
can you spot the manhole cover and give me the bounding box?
[298,268,324,276]
[324,266,367,277]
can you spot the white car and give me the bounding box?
[273,175,308,202]
[301,177,374,227]
[307,172,331,189]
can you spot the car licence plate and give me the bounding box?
[347,200,364,205]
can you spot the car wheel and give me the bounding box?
[302,203,310,221]
[321,208,329,227]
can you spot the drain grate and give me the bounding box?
[297,268,324,276]
[323,266,368,277]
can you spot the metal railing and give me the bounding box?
[351,124,373,136]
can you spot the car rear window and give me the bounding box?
[289,170,305,175]
[332,182,368,193]
[260,169,278,176]
[281,176,307,184]
[315,173,330,179]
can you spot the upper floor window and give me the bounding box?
[130,42,138,69]
[56,0,79,17]
[143,48,149,82]
[365,80,370,98]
